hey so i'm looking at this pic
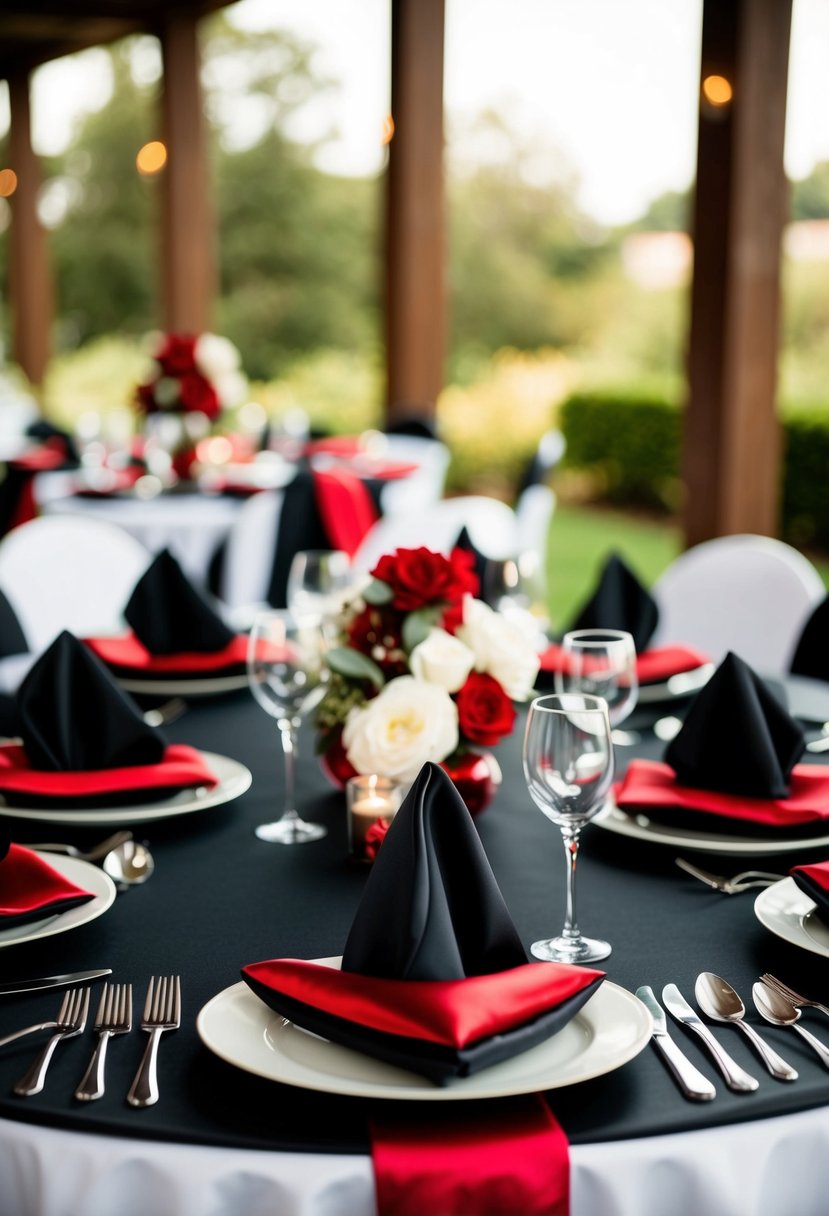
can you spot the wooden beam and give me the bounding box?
[158,11,215,334]
[683,0,792,547]
[6,72,53,387]
[384,0,445,426]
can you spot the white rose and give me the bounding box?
[213,369,249,409]
[456,597,540,701]
[195,333,241,378]
[409,627,475,693]
[343,675,458,784]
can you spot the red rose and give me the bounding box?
[371,547,478,612]
[156,334,198,376]
[178,371,221,420]
[364,817,391,861]
[456,672,516,746]
[136,382,158,414]
[346,605,408,677]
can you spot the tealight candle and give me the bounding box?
[346,775,401,863]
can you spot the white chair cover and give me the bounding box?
[372,437,451,516]
[219,489,285,610]
[0,516,151,653]
[514,483,556,561]
[651,533,825,672]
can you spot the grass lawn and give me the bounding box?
[546,503,829,628]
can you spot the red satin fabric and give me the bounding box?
[85,633,277,675]
[0,743,218,798]
[11,443,68,473]
[0,844,95,919]
[370,1095,570,1216]
[540,643,709,685]
[616,758,829,827]
[313,467,379,557]
[241,959,603,1047]
[791,860,829,890]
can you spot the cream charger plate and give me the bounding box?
[0,855,116,949]
[754,877,829,959]
[595,797,829,857]
[116,673,251,697]
[0,751,252,826]
[197,960,652,1101]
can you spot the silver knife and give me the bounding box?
[662,983,759,1092]
[0,969,112,996]
[635,986,716,1101]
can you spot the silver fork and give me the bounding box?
[760,973,829,1018]
[127,975,181,1108]
[13,987,91,1096]
[674,857,784,894]
[74,983,133,1102]
[143,698,188,728]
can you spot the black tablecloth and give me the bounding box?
[2,690,829,1154]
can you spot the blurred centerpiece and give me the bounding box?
[135,332,248,482]
[316,545,541,816]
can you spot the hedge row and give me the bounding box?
[559,389,829,550]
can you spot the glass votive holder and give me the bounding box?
[346,775,402,864]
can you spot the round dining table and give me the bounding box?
[2,685,829,1216]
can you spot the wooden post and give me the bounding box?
[384,0,446,428]
[158,12,215,334]
[682,0,792,547]
[7,71,53,387]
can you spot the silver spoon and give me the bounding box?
[752,981,829,1069]
[21,831,134,864]
[102,840,155,890]
[695,972,797,1080]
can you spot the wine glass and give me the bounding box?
[556,628,638,745]
[286,549,356,632]
[523,693,615,963]
[247,609,329,844]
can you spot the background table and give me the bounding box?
[2,691,829,1215]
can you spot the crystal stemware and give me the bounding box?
[286,549,356,633]
[247,608,328,844]
[523,692,615,963]
[557,628,638,745]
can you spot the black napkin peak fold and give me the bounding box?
[341,761,528,980]
[18,631,164,771]
[125,549,235,655]
[790,595,829,683]
[665,651,805,799]
[568,552,658,652]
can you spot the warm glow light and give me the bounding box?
[0,169,18,198]
[196,435,234,466]
[702,74,733,107]
[381,114,395,145]
[136,140,167,176]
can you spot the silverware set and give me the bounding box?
[1,976,180,1106]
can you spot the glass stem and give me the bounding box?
[277,717,299,823]
[560,826,582,943]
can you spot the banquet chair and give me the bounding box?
[650,533,825,673]
[352,496,521,572]
[0,515,151,652]
[373,435,451,516]
[514,483,556,563]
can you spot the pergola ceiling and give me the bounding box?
[0,1,237,79]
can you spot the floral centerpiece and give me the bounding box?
[316,546,541,816]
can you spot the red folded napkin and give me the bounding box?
[539,643,709,685]
[616,758,829,829]
[790,860,829,919]
[84,632,280,678]
[11,442,68,473]
[0,742,217,801]
[371,1096,569,1216]
[313,467,379,557]
[0,843,96,927]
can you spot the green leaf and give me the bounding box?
[362,579,394,605]
[402,608,440,653]
[326,646,385,690]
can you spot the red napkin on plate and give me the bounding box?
[539,643,709,685]
[790,860,829,920]
[85,633,282,679]
[0,843,96,928]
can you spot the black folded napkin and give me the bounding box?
[790,596,829,683]
[568,552,658,652]
[0,588,28,660]
[125,549,235,655]
[665,651,805,799]
[266,468,332,608]
[18,631,164,772]
[242,763,604,1084]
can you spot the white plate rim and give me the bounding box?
[754,876,829,958]
[116,673,250,696]
[595,795,829,857]
[636,663,714,704]
[196,967,652,1101]
[0,853,116,949]
[0,750,252,825]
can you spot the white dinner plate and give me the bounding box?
[117,673,251,697]
[754,876,829,958]
[0,751,252,826]
[594,796,829,857]
[0,854,116,949]
[196,962,652,1101]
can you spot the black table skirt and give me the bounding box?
[2,691,829,1155]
